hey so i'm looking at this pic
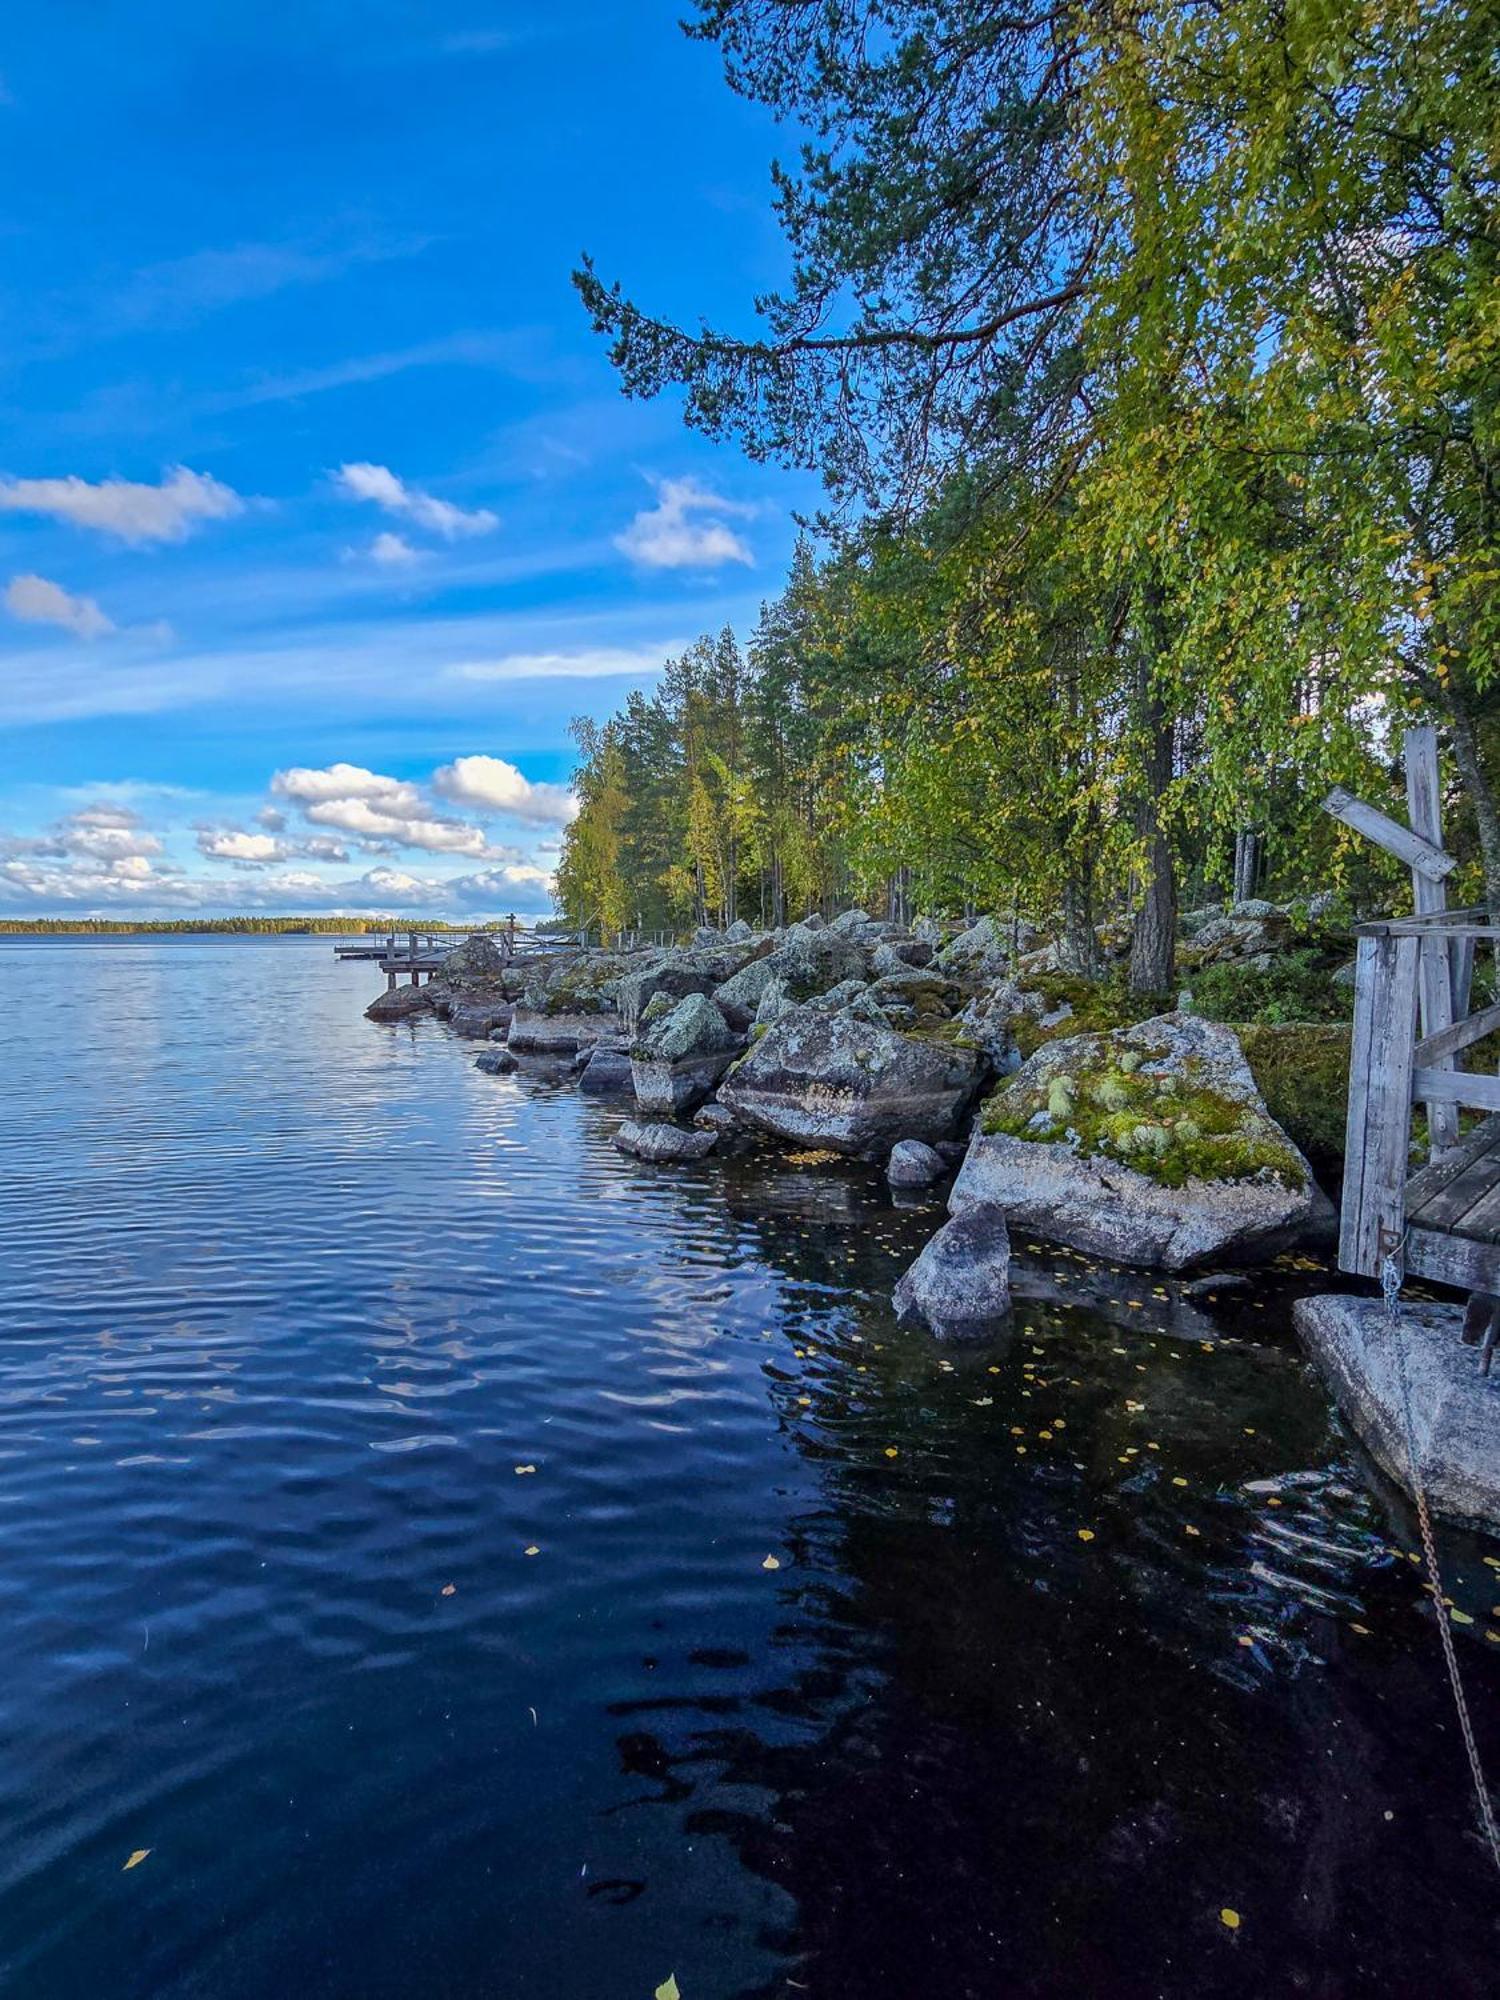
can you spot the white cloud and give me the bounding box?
[432,753,576,827]
[0,466,243,545]
[197,828,285,863]
[334,461,496,541]
[367,531,421,566]
[445,643,680,684]
[272,762,424,810]
[615,476,754,569]
[5,573,114,639]
[271,761,493,856]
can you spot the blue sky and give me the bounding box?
[0,1,815,916]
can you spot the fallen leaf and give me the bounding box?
[441,1584,456,1597]
[1220,1908,1241,1931]
[524,1546,540,1557]
[514,1464,536,1475]
[1077,1529,1095,1543]
[123,1849,151,1872]
[762,1555,781,1570]
[655,1977,681,2000]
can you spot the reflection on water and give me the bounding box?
[2,934,1498,1998]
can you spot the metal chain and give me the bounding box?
[1380,1246,1500,1876]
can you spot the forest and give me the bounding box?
[557,0,1498,996]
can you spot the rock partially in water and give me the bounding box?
[578,1047,634,1095]
[719,1006,984,1155]
[1293,1294,1500,1532]
[631,992,741,1114]
[475,1047,517,1075]
[450,1000,514,1038]
[365,984,434,1022]
[507,1006,617,1056]
[693,1100,741,1134]
[613,1119,718,1163]
[887,1138,947,1188]
[952,1012,1320,1270]
[893,1208,1012,1337]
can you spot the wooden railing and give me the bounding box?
[1341,908,1500,1282]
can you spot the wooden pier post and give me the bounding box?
[1340,931,1420,1275]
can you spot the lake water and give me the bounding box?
[3,933,1498,1997]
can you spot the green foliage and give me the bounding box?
[1190,950,1355,1028]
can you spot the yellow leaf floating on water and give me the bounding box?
[1077,1529,1095,1543]
[441,1584,456,1597]
[123,1849,151,1871]
[655,1977,681,2000]
[1220,1908,1241,1931]
[524,1546,540,1557]
[514,1464,536,1476]
[762,1555,781,1570]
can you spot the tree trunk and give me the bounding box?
[1444,688,1500,909]
[1058,871,1104,976]
[1128,657,1177,997]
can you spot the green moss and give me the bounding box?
[982,1041,1308,1191]
[1237,1022,1349,1184]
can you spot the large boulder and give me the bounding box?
[365,984,434,1022]
[951,1012,1319,1270]
[718,1006,984,1155]
[613,1119,718,1163]
[713,952,784,1030]
[439,933,506,981]
[1181,902,1294,967]
[867,969,964,1031]
[934,915,1010,983]
[1293,1296,1500,1532]
[893,1209,1013,1337]
[631,993,741,1115]
[614,957,719,1035]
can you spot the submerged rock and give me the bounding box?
[893,1209,1012,1337]
[613,1119,718,1163]
[719,1006,983,1155]
[1293,1295,1500,1532]
[886,1139,947,1188]
[953,1012,1319,1270]
[474,1047,517,1075]
[631,992,741,1114]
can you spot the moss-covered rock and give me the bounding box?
[952,1012,1323,1270]
[1237,1022,1350,1186]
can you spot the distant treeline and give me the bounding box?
[0,916,478,937]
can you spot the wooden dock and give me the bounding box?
[334,925,585,990]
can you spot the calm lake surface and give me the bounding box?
[3,933,1499,1997]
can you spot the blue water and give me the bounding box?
[2,933,1498,1997]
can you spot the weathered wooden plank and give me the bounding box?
[1442,1174,1500,1245]
[1339,933,1421,1277]
[1404,1113,1500,1220]
[1453,935,1477,1021]
[1406,1128,1500,1233]
[1404,726,1459,1155]
[1323,784,1457,881]
[1414,999,1500,1068]
[1404,1226,1500,1294]
[1411,1069,1500,1112]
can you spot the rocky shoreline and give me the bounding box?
[371,907,1337,1318]
[362,908,1500,1530]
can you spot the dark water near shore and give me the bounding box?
[3,934,1499,1998]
